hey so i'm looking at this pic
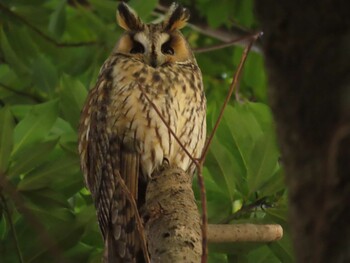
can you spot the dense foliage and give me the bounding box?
[0,0,293,262]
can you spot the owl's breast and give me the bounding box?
[107,57,206,176]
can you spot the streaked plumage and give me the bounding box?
[78,2,206,262]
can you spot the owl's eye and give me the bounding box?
[161,41,174,55]
[130,41,145,54]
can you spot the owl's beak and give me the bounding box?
[148,50,166,68]
[150,56,158,68]
[146,52,165,68]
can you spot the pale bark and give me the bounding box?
[143,167,202,263]
[143,167,283,262]
[208,224,283,243]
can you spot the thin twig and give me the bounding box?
[200,33,261,164]
[193,34,259,54]
[196,36,260,261]
[0,3,98,48]
[0,193,24,263]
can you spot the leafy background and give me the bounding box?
[0,0,293,262]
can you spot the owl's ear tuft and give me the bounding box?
[163,3,190,31]
[117,2,144,31]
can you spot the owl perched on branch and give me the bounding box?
[78,2,206,262]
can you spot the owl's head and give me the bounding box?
[115,2,195,68]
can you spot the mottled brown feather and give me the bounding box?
[78,2,206,262]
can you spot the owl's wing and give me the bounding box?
[79,68,141,262]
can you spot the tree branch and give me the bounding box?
[143,167,202,263]
[143,167,283,262]
[208,224,283,243]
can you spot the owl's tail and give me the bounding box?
[104,231,118,262]
[104,230,146,263]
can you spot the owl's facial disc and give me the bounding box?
[115,24,193,68]
[130,31,173,68]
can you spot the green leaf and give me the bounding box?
[0,213,7,239]
[21,188,70,213]
[7,0,47,5]
[197,0,232,28]
[31,54,58,95]
[128,0,158,21]
[268,232,294,263]
[0,28,29,76]
[48,0,67,38]
[8,139,58,178]
[18,153,80,191]
[247,128,279,195]
[0,107,15,173]
[246,245,281,263]
[194,167,232,222]
[205,136,242,200]
[89,0,117,20]
[233,0,255,28]
[59,75,88,128]
[259,166,285,196]
[265,207,289,225]
[222,104,263,170]
[63,242,95,262]
[13,100,59,155]
[243,53,268,102]
[3,24,39,68]
[221,103,279,196]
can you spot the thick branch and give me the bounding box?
[143,167,202,263]
[143,167,283,262]
[208,224,283,243]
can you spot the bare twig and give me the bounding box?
[0,193,24,263]
[0,3,98,48]
[200,33,261,163]
[193,34,260,54]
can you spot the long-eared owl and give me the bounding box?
[78,2,206,262]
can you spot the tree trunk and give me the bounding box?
[255,1,350,262]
